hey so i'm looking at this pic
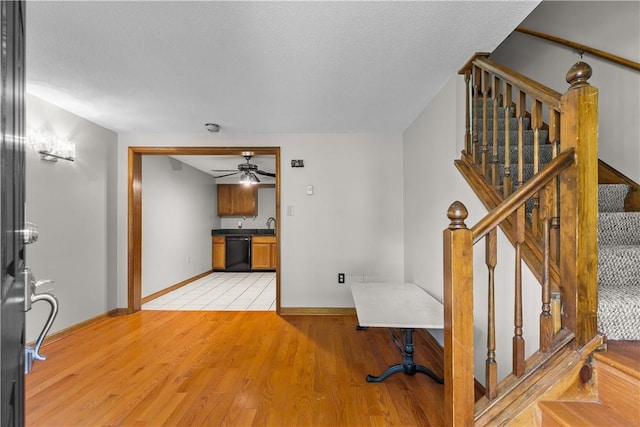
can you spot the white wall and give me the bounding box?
[117,133,405,308]
[141,156,217,297]
[25,94,117,342]
[219,185,276,230]
[490,0,640,182]
[402,76,539,383]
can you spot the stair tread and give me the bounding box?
[539,401,636,426]
[594,340,640,380]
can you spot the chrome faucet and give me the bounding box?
[266,217,276,229]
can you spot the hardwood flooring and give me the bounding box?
[26,311,445,426]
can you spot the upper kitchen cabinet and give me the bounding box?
[217,184,258,216]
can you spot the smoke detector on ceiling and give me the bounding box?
[205,123,220,133]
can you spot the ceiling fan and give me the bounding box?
[212,155,275,184]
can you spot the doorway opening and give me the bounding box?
[127,146,281,314]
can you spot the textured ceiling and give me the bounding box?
[26,1,539,134]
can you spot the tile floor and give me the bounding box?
[142,272,276,311]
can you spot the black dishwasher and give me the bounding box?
[225,235,251,272]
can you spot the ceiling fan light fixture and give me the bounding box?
[239,171,259,185]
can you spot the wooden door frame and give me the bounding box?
[127,146,281,314]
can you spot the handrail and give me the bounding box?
[470,57,563,109]
[516,27,640,72]
[471,149,575,242]
[446,53,599,425]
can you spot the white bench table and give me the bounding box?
[351,282,444,383]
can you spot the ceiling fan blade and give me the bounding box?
[256,170,276,177]
[211,169,238,172]
[213,172,240,178]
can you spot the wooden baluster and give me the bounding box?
[444,202,475,427]
[516,90,526,189]
[472,66,481,166]
[482,70,490,178]
[491,76,501,189]
[548,109,561,265]
[531,100,543,238]
[485,228,498,400]
[540,183,554,352]
[464,70,472,158]
[513,204,526,377]
[503,83,513,197]
[551,292,562,333]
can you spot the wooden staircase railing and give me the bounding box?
[444,55,599,426]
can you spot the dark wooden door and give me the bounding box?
[0,1,26,426]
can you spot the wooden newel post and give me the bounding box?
[559,61,599,346]
[444,201,475,426]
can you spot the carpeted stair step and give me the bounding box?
[473,98,531,130]
[598,212,640,246]
[476,129,549,146]
[598,183,629,212]
[598,245,640,288]
[598,255,640,337]
[597,183,640,341]
[475,116,530,131]
[475,143,554,164]
[498,163,537,188]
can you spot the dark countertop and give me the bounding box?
[212,228,275,236]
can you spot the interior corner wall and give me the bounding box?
[25,94,117,342]
[490,0,640,182]
[116,132,405,309]
[402,75,539,383]
[141,156,217,297]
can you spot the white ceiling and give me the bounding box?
[26,1,539,136]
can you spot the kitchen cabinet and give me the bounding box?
[212,235,226,270]
[217,184,257,216]
[251,235,277,270]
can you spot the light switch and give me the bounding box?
[287,205,295,216]
[306,185,313,195]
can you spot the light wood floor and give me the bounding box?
[26,311,445,426]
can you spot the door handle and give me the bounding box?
[28,291,58,361]
[23,268,59,374]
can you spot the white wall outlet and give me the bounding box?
[306,185,313,195]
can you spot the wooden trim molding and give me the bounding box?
[127,146,281,314]
[141,270,213,304]
[516,27,640,72]
[279,307,356,316]
[31,308,127,347]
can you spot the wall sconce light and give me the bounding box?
[27,128,75,162]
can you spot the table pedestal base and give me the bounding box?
[365,329,444,384]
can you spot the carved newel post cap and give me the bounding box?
[566,61,592,88]
[447,201,468,230]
